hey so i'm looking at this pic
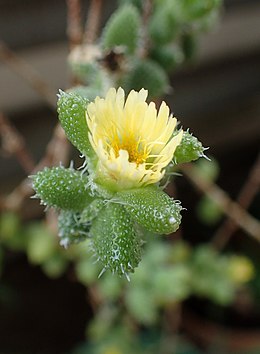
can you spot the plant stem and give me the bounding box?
[84,0,103,45]
[138,0,153,58]
[66,0,83,48]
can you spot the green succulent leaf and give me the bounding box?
[42,253,68,278]
[27,223,57,264]
[57,90,93,157]
[125,287,157,325]
[102,4,140,54]
[75,258,100,285]
[90,203,143,278]
[0,212,25,251]
[150,45,184,73]
[58,210,89,247]
[32,166,93,211]
[80,199,105,224]
[149,3,178,45]
[152,265,191,303]
[181,0,222,20]
[174,130,206,164]
[115,186,182,234]
[196,157,219,181]
[197,196,223,225]
[191,245,235,305]
[123,59,169,99]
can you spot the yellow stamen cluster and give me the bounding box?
[112,134,147,165]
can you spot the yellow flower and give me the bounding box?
[86,87,183,190]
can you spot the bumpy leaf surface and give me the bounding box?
[124,59,169,99]
[57,91,93,157]
[115,186,182,234]
[102,4,140,54]
[174,130,205,164]
[58,210,89,247]
[90,203,142,277]
[32,166,93,211]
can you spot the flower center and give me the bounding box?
[112,135,147,165]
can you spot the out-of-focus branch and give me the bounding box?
[0,41,57,109]
[66,0,83,48]
[0,112,35,173]
[84,0,103,44]
[138,0,153,58]
[181,164,260,243]
[212,153,260,250]
[1,124,69,212]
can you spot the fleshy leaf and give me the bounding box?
[32,166,93,211]
[115,186,182,234]
[123,59,169,99]
[101,4,140,54]
[149,3,178,45]
[27,223,56,264]
[57,91,93,157]
[58,210,89,247]
[80,199,105,224]
[90,203,142,278]
[174,130,205,164]
[150,45,184,73]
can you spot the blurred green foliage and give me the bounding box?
[195,157,224,225]
[68,0,222,99]
[102,4,141,54]
[0,212,254,308]
[1,168,257,351]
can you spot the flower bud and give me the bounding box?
[174,130,205,164]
